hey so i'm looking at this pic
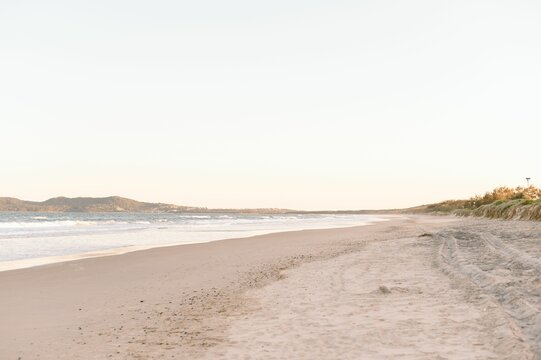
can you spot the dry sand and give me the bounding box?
[0,215,540,359]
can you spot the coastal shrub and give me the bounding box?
[415,185,541,221]
[522,186,541,200]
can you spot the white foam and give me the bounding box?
[0,214,388,271]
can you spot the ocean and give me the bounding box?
[0,212,384,271]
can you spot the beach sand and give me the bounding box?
[1,215,539,359]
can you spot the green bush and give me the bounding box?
[415,185,541,221]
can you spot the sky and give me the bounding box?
[1,0,540,210]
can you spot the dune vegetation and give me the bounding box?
[411,186,541,221]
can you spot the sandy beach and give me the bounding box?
[1,215,540,359]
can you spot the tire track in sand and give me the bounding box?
[438,229,541,359]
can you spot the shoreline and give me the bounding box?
[0,216,390,273]
[0,217,412,359]
[2,215,539,359]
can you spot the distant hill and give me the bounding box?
[0,196,194,212]
[0,196,293,214]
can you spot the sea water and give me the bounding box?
[0,212,384,271]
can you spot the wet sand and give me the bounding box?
[1,215,539,359]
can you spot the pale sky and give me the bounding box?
[1,0,540,210]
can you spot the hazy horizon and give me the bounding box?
[2,0,540,210]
